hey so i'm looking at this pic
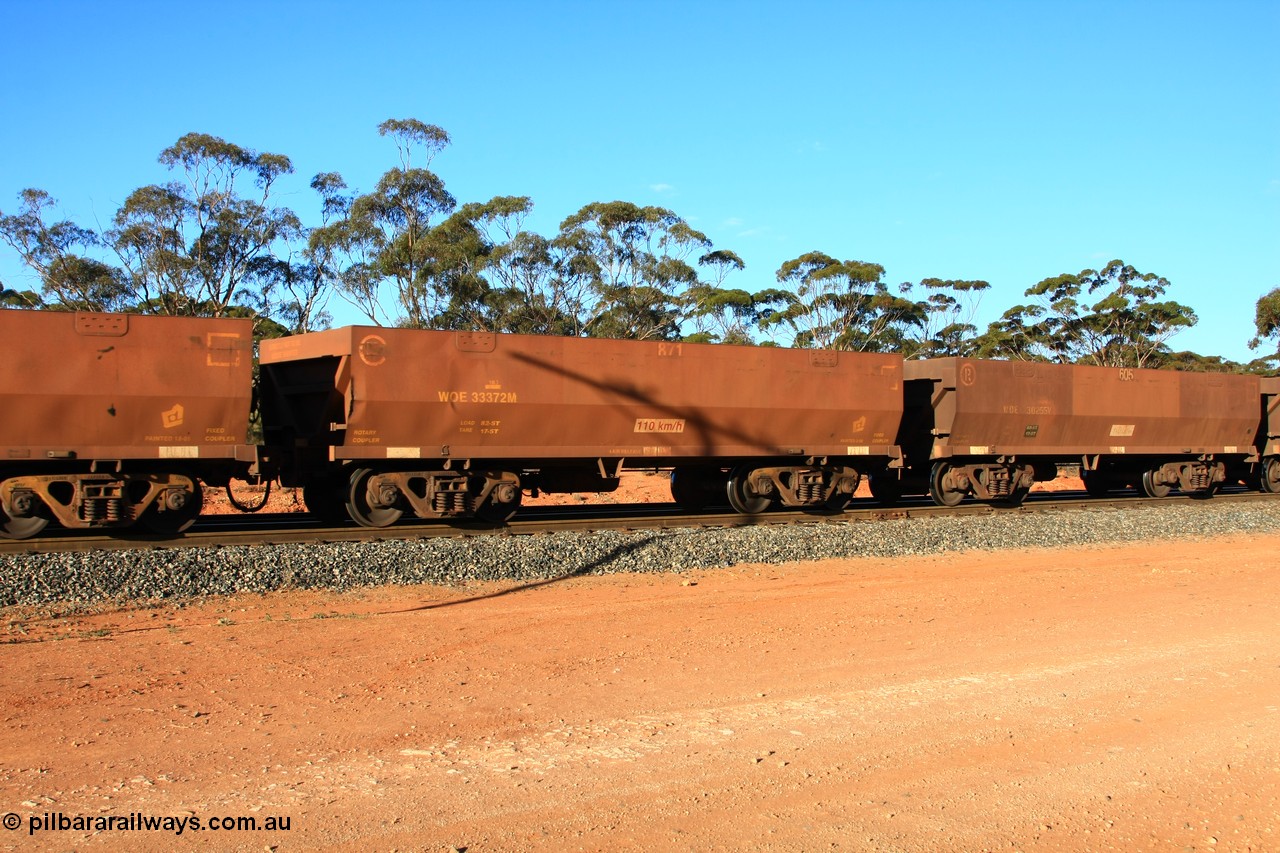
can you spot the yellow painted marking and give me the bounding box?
[437,390,519,404]
[161,404,185,429]
[206,332,243,367]
[358,334,387,367]
[203,426,237,444]
[634,418,685,434]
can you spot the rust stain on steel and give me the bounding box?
[904,358,1261,458]
[0,309,254,460]
[261,329,905,464]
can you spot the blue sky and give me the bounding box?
[1,0,1276,360]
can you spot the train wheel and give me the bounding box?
[303,478,349,524]
[475,478,522,523]
[1,511,48,540]
[1140,469,1172,499]
[1082,470,1111,498]
[928,463,966,507]
[346,468,404,528]
[1262,458,1280,494]
[725,467,771,514]
[140,481,204,535]
[868,474,902,506]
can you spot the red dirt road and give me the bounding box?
[3,532,1279,851]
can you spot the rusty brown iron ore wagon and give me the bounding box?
[885,358,1280,506]
[259,328,906,526]
[0,309,257,538]
[3,308,1278,540]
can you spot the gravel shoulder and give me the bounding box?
[2,502,1279,851]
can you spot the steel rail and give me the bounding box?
[1,489,1276,557]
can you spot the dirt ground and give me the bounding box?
[3,515,1278,851]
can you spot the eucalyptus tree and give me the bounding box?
[906,278,990,358]
[1160,350,1246,373]
[761,251,925,351]
[0,189,130,311]
[319,119,460,327]
[414,199,502,331]
[975,260,1196,367]
[461,196,588,336]
[679,249,794,346]
[108,132,299,319]
[0,286,43,309]
[683,249,748,344]
[970,308,1047,361]
[555,201,711,341]
[251,172,351,334]
[1252,287,1280,353]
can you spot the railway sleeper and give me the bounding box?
[0,472,200,536]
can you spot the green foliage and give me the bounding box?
[973,260,1196,368]
[460,197,589,336]
[0,287,43,309]
[109,132,301,324]
[682,250,782,345]
[1252,287,1280,350]
[555,201,711,341]
[905,278,991,358]
[0,189,132,311]
[377,119,451,167]
[761,251,924,351]
[0,119,1257,376]
[316,119,519,330]
[1160,350,1244,373]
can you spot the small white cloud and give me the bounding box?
[650,183,674,193]
[723,217,744,227]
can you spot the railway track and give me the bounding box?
[3,488,1275,557]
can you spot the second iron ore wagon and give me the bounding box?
[259,328,905,525]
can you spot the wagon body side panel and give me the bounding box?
[0,309,254,461]
[264,328,905,467]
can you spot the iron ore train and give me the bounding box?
[1,308,1276,539]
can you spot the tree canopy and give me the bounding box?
[972,260,1199,369]
[0,120,1268,373]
